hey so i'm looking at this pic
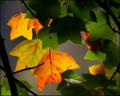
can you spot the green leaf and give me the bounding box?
[62,70,80,80]
[35,27,58,50]
[59,0,68,17]
[1,79,32,95]
[103,40,120,67]
[26,0,61,21]
[9,39,48,71]
[82,74,109,90]
[25,12,35,18]
[68,0,97,21]
[57,80,90,95]
[52,15,85,44]
[57,70,89,95]
[84,50,106,61]
[86,11,116,42]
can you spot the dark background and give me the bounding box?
[0,1,100,95]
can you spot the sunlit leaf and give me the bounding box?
[84,50,106,61]
[33,50,80,91]
[89,64,108,76]
[7,13,43,40]
[9,39,48,71]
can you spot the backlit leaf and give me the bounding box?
[84,50,106,61]
[9,39,48,71]
[33,50,80,91]
[7,13,43,40]
[89,64,108,76]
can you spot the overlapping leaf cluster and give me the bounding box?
[1,0,120,95]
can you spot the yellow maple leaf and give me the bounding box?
[33,50,80,91]
[9,39,48,71]
[89,64,108,76]
[7,13,43,40]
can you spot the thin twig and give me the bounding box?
[96,0,120,31]
[0,33,18,96]
[12,64,42,75]
[4,63,43,77]
[14,77,38,96]
[21,0,38,18]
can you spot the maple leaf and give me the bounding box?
[33,50,80,91]
[9,39,48,71]
[89,64,108,76]
[7,13,43,40]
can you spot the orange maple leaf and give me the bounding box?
[89,64,108,76]
[33,50,80,91]
[7,13,43,40]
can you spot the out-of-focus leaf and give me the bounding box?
[59,0,68,17]
[35,27,58,50]
[26,0,61,22]
[89,64,108,76]
[1,79,31,95]
[0,0,6,5]
[52,16,85,44]
[86,10,116,42]
[62,70,80,80]
[103,40,120,67]
[57,80,90,95]
[82,74,109,90]
[84,50,106,61]
[68,0,97,21]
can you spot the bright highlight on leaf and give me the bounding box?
[9,39,48,71]
[89,64,108,76]
[33,50,80,91]
[7,13,43,40]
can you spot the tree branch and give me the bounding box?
[96,0,120,31]
[14,77,38,96]
[1,65,38,95]
[21,0,39,19]
[0,33,18,96]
